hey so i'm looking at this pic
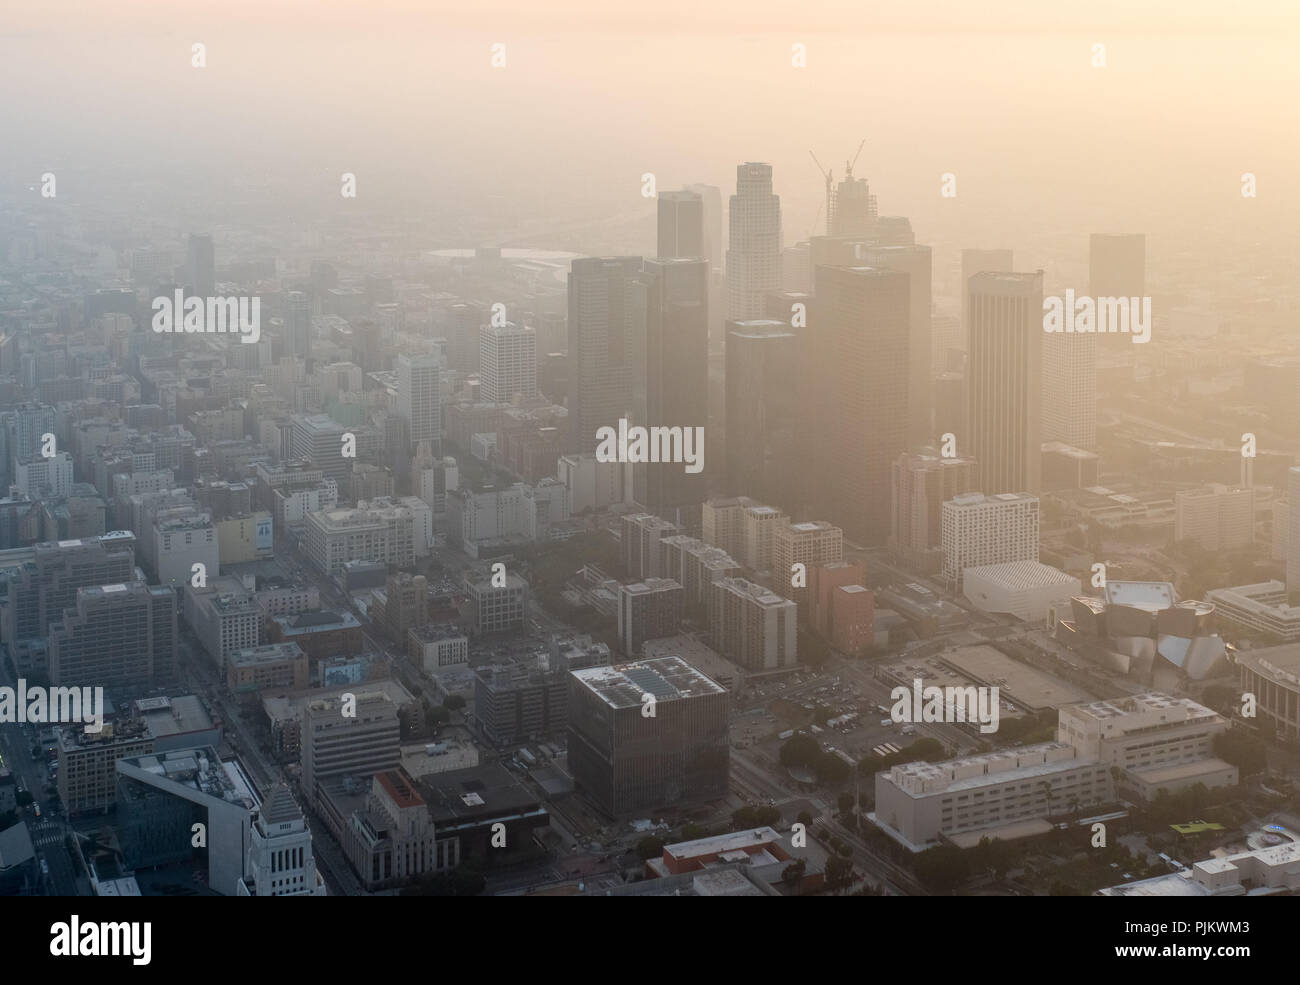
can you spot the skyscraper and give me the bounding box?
[396,353,441,452]
[726,163,782,320]
[187,233,215,297]
[830,172,878,237]
[285,290,312,359]
[446,302,485,375]
[1041,326,1097,450]
[804,265,910,545]
[889,451,978,574]
[960,248,1013,353]
[631,258,709,523]
[685,183,723,272]
[724,319,799,508]
[567,256,641,452]
[861,245,934,447]
[1039,233,1143,454]
[479,321,538,404]
[657,190,704,259]
[1288,467,1300,602]
[967,271,1043,495]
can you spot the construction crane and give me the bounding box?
[846,138,866,178]
[809,150,833,236]
[812,139,867,236]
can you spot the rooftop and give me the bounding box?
[1105,581,1177,611]
[963,560,1080,589]
[665,826,782,860]
[119,746,256,809]
[571,655,726,709]
[420,763,541,826]
[376,769,425,810]
[136,695,214,740]
[228,642,306,667]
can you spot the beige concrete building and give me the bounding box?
[226,642,309,693]
[304,503,415,575]
[301,691,401,810]
[873,742,1112,851]
[1174,484,1255,552]
[773,520,842,613]
[741,504,788,572]
[215,511,274,563]
[343,769,442,890]
[710,577,797,672]
[56,718,155,816]
[1237,643,1300,741]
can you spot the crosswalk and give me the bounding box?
[870,742,901,758]
[31,821,64,849]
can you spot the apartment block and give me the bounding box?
[710,577,798,672]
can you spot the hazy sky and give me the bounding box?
[3,1,1296,263]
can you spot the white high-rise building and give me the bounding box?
[13,451,73,499]
[940,492,1040,590]
[238,783,326,896]
[1041,330,1097,450]
[1175,484,1255,553]
[397,352,441,447]
[726,163,782,321]
[741,504,789,572]
[479,321,537,404]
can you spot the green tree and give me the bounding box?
[635,836,666,860]
[814,752,851,784]
[913,844,970,893]
[1201,685,1237,714]
[1213,729,1266,776]
[825,855,853,890]
[782,859,807,884]
[780,734,821,768]
[444,693,466,711]
[838,792,855,814]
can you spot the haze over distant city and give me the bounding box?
[1,0,1298,917]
